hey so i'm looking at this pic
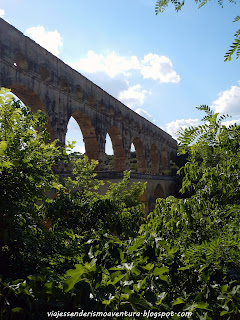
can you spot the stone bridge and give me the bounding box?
[0,18,178,211]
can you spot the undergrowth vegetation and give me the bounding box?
[1,88,240,319]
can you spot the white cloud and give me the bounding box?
[118,84,151,109]
[222,119,240,127]
[0,9,5,18]
[166,118,199,139]
[141,53,180,83]
[212,82,240,117]
[25,26,63,57]
[68,50,180,84]
[135,108,155,123]
[69,50,140,78]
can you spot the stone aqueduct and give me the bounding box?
[0,18,178,211]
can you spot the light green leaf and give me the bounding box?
[172,297,185,306]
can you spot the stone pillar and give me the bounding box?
[124,137,131,171]
[145,145,151,174]
[96,130,106,171]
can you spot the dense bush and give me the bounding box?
[1,89,240,319]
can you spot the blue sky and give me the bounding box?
[1,0,240,153]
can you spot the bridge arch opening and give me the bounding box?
[150,144,159,174]
[148,183,165,212]
[161,149,168,173]
[71,111,98,161]
[105,133,114,170]
[129,143,137,172]
[107,126,126,172]
[8,84,54,140]
[65,117,85,154]
[154,184,165,200]
[132,137,147,173]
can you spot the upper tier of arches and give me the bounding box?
[0,18,177,174]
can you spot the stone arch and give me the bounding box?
[88,95,96,106]
[154,184,165,200]
[60,77,69,93]
[8,84,54,141]
[132,137,147,173]
[76,86,83,100]
[108,126,126,172]
[109,107,115,117]
[161,148,168,172]
[99,100,106,112]
[124,116,129,125]
[116,111,122,121]
[150,144,159,174]
[72,111,98,161]
[148,183,165,212]
[14,52,28,70]
[40,66,51,82]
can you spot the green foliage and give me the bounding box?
[155,0,236,14]
[105,153,114,170]
[1,89,240,319]
[224,16,240,61]
[143,106,240,318]
[0,86,145,272]
[155,0,240,61]
[0,88,64,279]
[178,105,240,205]
[48,166,145,238]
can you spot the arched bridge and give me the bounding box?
[0,18,178,211]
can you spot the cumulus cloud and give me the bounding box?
[118,84,151,109]
[68,50,180,84]
[69,50,140,78]
[211,82,240,117]
[25,26,63,57]
[222,119,240,127]
[166,118,199,140]
[141,53,180,83]
[135,108,155,123]
[0,9,5,18]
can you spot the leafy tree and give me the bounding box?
[1,87,240,319]
[0,88,64,278]
[144,106,240,318]
[48,161,145,238]
[155,0,240,61]
[177,105,240,205]
[0,86,145,279]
